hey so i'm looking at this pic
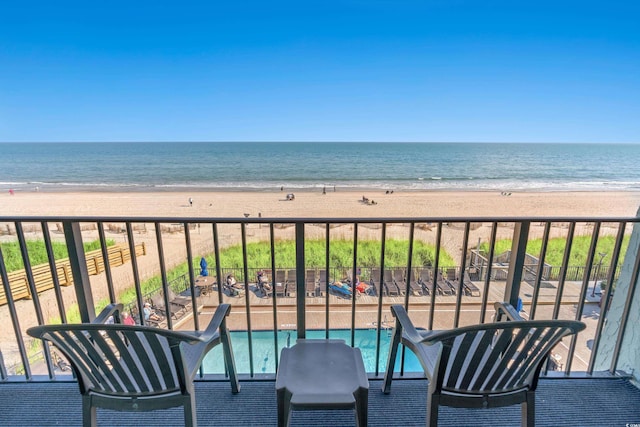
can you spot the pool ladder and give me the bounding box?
[371,315,393,337]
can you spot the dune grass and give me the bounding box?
[203,238,454,276]
[481,235,630,267]
[0,238,113,272]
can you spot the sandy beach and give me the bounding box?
[3,189,640,218]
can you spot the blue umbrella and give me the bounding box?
[199,257,208,276]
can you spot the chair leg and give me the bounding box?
[277,389,292,427]
[221,323,240,394]
[522,391,535,427]
[82,397,97,427]
[355,388,368,427]
[184,395,198,427]
[426,391,439,427]
[382,324,402,394]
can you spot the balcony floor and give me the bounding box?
[1,378,639,426]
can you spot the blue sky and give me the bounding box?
[1,1,639,143]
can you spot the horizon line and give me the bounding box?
[1,141,639,144]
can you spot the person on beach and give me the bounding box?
[189,197,193,207]
[257,270,272,292]
[355,276,367,294]
[227,273,244,290]
[143,302,161,322]
[122,312,136,325]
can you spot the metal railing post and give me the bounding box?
[97,221,116,304]
[295,223,306,339]
[0,246,31,378]
[552,222,576,320]
[503,221,530,311]
[63,220,95,322]
[350,222,358,346]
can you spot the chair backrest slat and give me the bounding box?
[498,327,551,390]
[115,331,158,392]
[468,328,518,392]
[92,330,135,393]
[481,328,536,392]
[458,330,496,390]
[76,331,123,391]
[506,326,568,390]
[145,333,178,390]
[445,332,478,389]
[52,331,106,391]
[126,332,167,392]
[101,330,137,392]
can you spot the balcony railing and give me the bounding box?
[1,215,638,382]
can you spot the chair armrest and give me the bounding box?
[493,301,523,322]
[390,305,427,344]
[93,303,124,324]
[196,303,232,343]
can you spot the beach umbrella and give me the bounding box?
[199,257,208,276]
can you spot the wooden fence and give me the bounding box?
[0,243,146,305]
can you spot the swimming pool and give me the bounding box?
[202,329,423,374]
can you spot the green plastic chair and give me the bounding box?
[383,303,586,427]
[28,303,239,427]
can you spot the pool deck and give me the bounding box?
[195,274,598,311]
[189,275,601,372]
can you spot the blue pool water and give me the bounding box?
[202,329,423,375]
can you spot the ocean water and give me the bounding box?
[1,142,639,192]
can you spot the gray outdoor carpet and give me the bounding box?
[1,378,639,426]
